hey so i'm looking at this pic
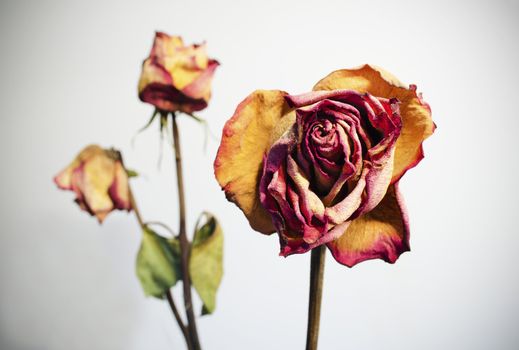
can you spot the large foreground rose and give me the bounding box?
[138,32,219,113]
[54,145,131,223]
[214,65,435,267]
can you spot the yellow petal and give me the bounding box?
[151,32,184,59]
[110,161,131,210]
[167,62,202,90]
[214,90,295,233]
[81,151,116,221]
[139,33,184,94]
[313,64,435,181]
[326,184,409,267]
[54,145,104,189]
[165,44,209,90]
[137,59,172,94]
[181,59,219,102]
[54,158,79,190]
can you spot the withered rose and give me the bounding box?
[215,65,435,267]
[138,32,219,113]
[54,145,131,223]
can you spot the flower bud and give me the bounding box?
[54,145,131,222]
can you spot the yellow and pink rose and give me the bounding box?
[138,32,219,114]
[54,145,131,223]
[214,65,435,267]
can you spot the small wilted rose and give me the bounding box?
[215,65,435,267]
[138,32,219,114]
[54,145,131,223]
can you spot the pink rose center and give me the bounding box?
[259,90,402,256]
[302,113,362,196]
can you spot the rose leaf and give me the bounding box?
[136,227,182,299]
[189,213,224,315]
[126,169,139,178]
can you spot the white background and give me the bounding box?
[1,0,518,349]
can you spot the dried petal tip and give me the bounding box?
[326,184,410,267]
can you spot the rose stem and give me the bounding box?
[166,290,194,350]
[171,112,202,350]
[127,184,193,350]
[305,245,326,350]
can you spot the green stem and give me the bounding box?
[305,245,326,350]
[171,113,202,350]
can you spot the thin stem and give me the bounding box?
[171,113,202,350]
[305,245,326,350]
[127,184,192,350]
[167,290,193,350]
[129,189,145,228]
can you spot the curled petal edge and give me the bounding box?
[313,64,435,183]
[326,183,410,267]
[214,90,295,234]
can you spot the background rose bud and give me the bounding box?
[138,32,219,113]
[214,65,435,267]
[54,145,131,223]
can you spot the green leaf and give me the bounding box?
[189,212,223,315]
[126,169,139,178]
[136,227,182,299]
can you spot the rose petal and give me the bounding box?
[163,43,209,89]
[322,123,359,204]
[262,142,306,238]
[214,90,295,233]
[326,183,410,267]
[285,155,326,224]
[260,132,330,251]
[54,160,79,190]
[325,168,366,224]
[280,218,346,257]
[70,164,87,210]
[167,58,205,91]
[53,145,104,190]
[138,59,173,94]
[139,33,218,113]
[353,128,399,217]
[181,59,219,101]
[286,90,366,108]
[109,161,131,211]
[80,153,116,223]
[150,32,184,60]
[313,64,435,182]
[139,83,208,113]
[138,59,180,112]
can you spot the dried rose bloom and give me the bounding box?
[54,145,131,223]
[138,32,219,113]
[215,65,435,267]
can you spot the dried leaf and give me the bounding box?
[189,213,223,315]
[136,227,181,298]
